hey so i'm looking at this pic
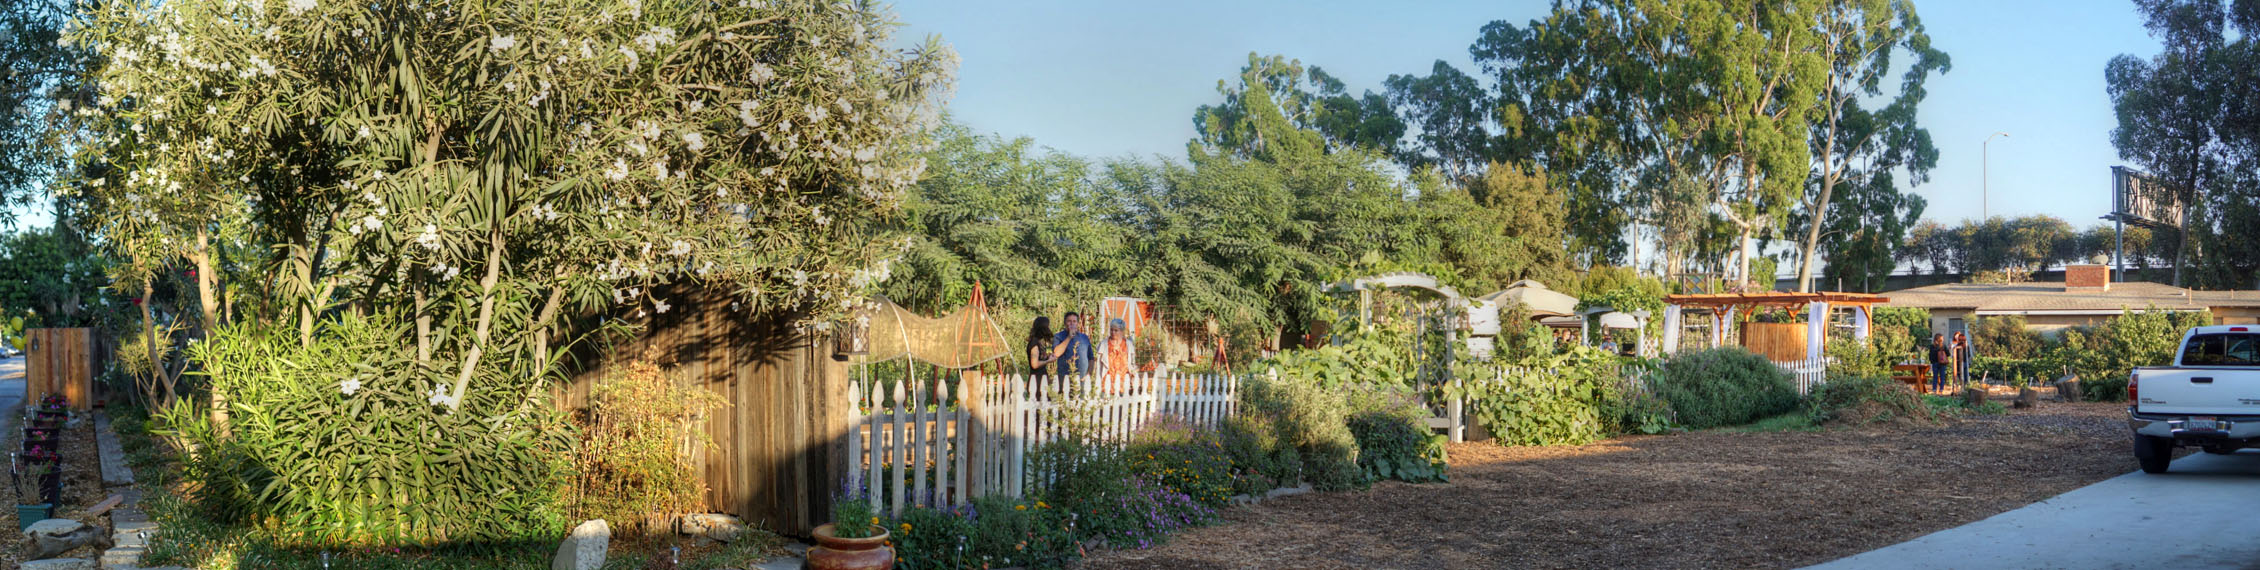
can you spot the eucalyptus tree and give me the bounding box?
[63,0,953,407]
[1384,60,1493,183]
[1792,0,1947,292]
[1190,53,1404,157]
[2106,0,2256,286]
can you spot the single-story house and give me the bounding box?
[1879,264,2260,337]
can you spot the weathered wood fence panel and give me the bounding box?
[557,286,850,536]
[26,328,94,410]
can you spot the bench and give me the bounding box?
[1891,364,1932,394]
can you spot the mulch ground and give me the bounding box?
[1081,401,2145,570]
[1,411,111,567]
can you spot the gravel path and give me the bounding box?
[1079,402,2138,570]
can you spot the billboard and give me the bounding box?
[2112,166,2184,229]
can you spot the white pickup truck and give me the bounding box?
[2129,325,2260,473]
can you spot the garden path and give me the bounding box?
[1804,450,2260,570]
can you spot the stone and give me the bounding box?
[99,544,146,568]
[677,513,749,543]
[551,519,609,570]
[19,558,96,570]
[26,518,110,560]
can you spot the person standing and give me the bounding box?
[1953,331,1973,385]
[1103,318,1132,392]
[1026,317,1065,377]
[1928,333,1952,394]
[1052,312,1095,378]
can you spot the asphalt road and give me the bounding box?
[1806,450,2260,570]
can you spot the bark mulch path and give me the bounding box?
[1081,401,2141,570]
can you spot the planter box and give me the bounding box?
[14,504,51,530]
[22,439,58,456]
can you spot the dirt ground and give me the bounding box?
[1081,401,2144,570]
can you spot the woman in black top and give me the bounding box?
[1026,317,1067,377]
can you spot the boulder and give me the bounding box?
[24,518,109,560]
[18,558,96,570]
[551,519,610,570]
[677,513,749,543]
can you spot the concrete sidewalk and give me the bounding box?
[1805,451,2260,569]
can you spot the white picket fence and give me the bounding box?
[1776,356,1829,395]
[844,371,1240,516]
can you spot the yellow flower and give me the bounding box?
[1015,504,1027,511]
[1037,501,1049,509]
[870,516,881,526]
[900,523,912,532]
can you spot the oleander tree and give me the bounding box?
[57,0,952,542]
[64,0,954,410]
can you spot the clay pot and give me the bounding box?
[807,523,893,570]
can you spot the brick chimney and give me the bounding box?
[2065,264,2109,291]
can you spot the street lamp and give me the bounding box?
[1983,131,2009,221]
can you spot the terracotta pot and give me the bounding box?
[806,523,893,570]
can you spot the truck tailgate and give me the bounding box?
[2135,368,2260,416]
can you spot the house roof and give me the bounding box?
[1879,281,2260,312]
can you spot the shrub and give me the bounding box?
[1235,373,1362,491]
[566,349,725,531]
[1025,438,1213,551]
[1126,416,1236,509]
[1805,374,1941,426]
[1651,348,1799,429]
[2050,308,2210,401]
[1454,347,1662,445]
[1342,384,1447,483]
[1972,316,2046,359]
[889,497,1078,570]
[1216,414,1298,496]
[165,316,573,545]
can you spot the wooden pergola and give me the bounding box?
[1659,292,1890,360]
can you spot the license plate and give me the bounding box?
[2187,417,2220,431]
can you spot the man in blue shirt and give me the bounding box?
[1052,312,1095,377]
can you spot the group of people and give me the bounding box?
[1023,312,1132,378]
[1926,330,1977,392]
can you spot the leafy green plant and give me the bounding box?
[1233,372,1362,491]
[164,316,574,546]
[2050,308,2211,401]
[1651,348,1800,429]
[1452,347,1667,445]
[1804,374,1940,426]
[1216,414,1298,496]
[1126,416,1237,509]
[1342,384,1447,483]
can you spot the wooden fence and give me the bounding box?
[843,371,1241,516]
[1775,356,1830,395]
[26,328,95,410]
[557,286,853,536]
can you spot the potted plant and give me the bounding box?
[35,394,67,421]
[22,428,55,450]
[14,462,51,530]
[809,481,891,570]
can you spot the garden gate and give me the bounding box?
[843,371,1240,516]
[25,328,95,410]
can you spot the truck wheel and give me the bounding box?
[2135,435,2174,474]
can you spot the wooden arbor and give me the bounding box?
[1659,292,1889,360]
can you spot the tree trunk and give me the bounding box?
[2014,387,2039,409]
[194,229,228,436]
[138,276,174,407]
[1961,385,1987,408]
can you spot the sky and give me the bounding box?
[891,0,2168,235]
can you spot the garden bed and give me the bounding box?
[1079,401,2140,569]
[0,411,107,567]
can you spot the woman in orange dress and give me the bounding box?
[1104,318,1132,393]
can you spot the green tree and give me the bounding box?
[1793,0,1948,292]
[1191,53,1405,158]
[1383,61,1492,182]
[0,0,91,220]
[2105,0,2258,287]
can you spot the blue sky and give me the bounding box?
[893,0,2165,232]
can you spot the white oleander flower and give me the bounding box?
[489,35,517,54]
[339,378,361,395]
[287,0,315,14]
